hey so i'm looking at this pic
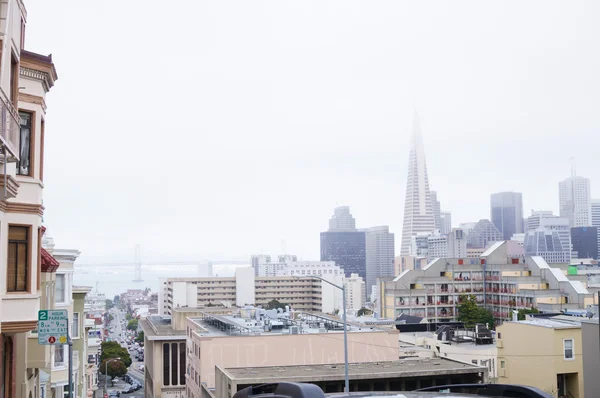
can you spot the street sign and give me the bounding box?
[38,309,68,345]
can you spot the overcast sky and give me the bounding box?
[24,1,599,263]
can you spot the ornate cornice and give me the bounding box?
[20,67,53,92]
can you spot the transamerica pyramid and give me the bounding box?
[400,113,436,255]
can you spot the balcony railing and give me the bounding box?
[0,88,19,161]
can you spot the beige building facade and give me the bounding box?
[160,275,323,315]
[497,318,584,397]
[0,2,59,397]
[185,309,399,397]
[379,241,594,321]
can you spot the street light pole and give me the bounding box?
[104,357,121,394]
[294,275,350,393]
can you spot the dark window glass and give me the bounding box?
[163,343,170,386]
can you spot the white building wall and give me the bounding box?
[235,267,255,306]
[559,176,592,227]
[592,200,600,258]
[284,261,343,313]
[344,273,365,311]
[447,229,467,258]
[171,282,188,309]
[427,234,447,261]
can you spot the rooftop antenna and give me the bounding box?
[570,157,576,177]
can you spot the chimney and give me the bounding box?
[512,310,518,322]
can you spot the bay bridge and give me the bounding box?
[75,245,249,282]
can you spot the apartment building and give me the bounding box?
[73,286,92,398]
[377,241,594,322]
[343,273,365,311]
[159,268,327,315]
[185,307,399,396]
[497,317,584,397]
[0,2,59,397]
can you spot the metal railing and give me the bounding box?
[0,88,20,160]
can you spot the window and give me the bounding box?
[564,339,574,360]
[7,226,30,292]
[10,52,18,106]
[40,118,45,181]
[72,313,80,338]
[55,274,65,303]
[17,111,32,175]
[500,360,505,368]
[54,345,65,366]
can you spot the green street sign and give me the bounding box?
[38,309,68,345]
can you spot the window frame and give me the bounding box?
[55,273,66,304]
[563,338,574,360]
[72,312,80,339]
[10,50,18,107]
[7,224,31,293]
[54,345,66,368]
[17,110,35,177]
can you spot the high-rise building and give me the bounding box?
[524,216,571,264]
[447,228,467,258]
[400,113,435,255]
[440,211,452,235]
[431,191,442,233]
[427,233,447,261]
[559,176,592,227]
[344,273,366,311]
[365,226,395,297]
[321,207,366,280]
[526,210,555,232]
[591,200,600,258]
[491,192,524,240]
[466,219,503,249]
[329,206,356,231]
[570,227,598,260]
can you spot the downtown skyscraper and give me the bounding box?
[400,114,435,255]
[490,192,524,240]
[559,175,591,227]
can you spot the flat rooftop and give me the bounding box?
[220,358,484,382]
[399,331,497,351]
[506,318,581,329]
[140,316,186,340]
[189,311,387,337]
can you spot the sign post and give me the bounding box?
[38,310,72,398]
[37,310,68,345]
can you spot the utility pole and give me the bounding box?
[68,329,73,398]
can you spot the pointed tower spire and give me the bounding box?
[400,112,435,256]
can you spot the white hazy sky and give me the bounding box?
[23,0,599,263]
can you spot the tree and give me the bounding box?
[127,319,139,331]
[100,359,127,384]
[125,313,132,321]
[265,299,287,310]
[517,307,540,320]
[113,295,120,304]
[100,341,132,367]
[357,307,372,317]
[135,331,144,343]
[457,294,495,329]
[105,299,114,310]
